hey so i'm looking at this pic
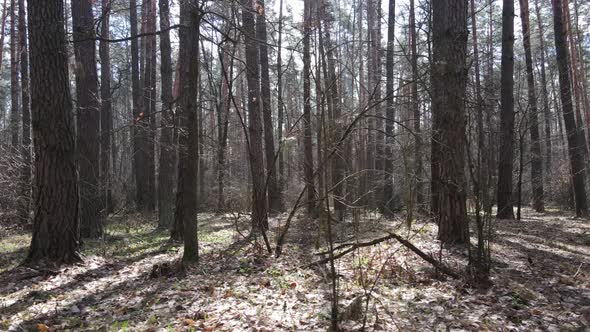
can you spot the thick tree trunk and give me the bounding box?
[519,0,544,212]
[552,0,587,216]
[256,0,282,214]
[432,0,469,244]
[175,0,200,264]
[100,0,113,215]
[496,0,516,220]
[242,0,269,232]
[383,0,396,216]
[16,0,30,224]
[157,0,176,228]
[26,0,81,265]
[302,0,316,217]
[72,0,103,237]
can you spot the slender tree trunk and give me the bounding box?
[256,0,281,214]
[552,0,587,216]
[142,0,157,212]
[16,0,30,224]
[72,0,103,237]
[383,0,396,216]
[26,0,81,265]
[242,0,269,232]
[496,0,516,220]
[303,0,316,217]
[130,0,145,213]
[533,0,553,174]
[276,0,285,199]
[519,0,544,212]
[409,0,423,211]
[9,0,19,148]
[0,0,8,78]
[432,0,469,244]
[175,0,200,264]
[100,0,113,216]
[157,0,175,228]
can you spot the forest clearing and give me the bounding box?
[1,0,590,330]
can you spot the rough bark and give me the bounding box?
[242,0,269,232]
[519,0,544,212]
[552,0,587,216]
[157,0,175,228]
[175,0,200,264]
[432,0,469,244]
[72,0,103,237]
[496,0,516,220]
[100,0,113,215]
[26,0,82,265]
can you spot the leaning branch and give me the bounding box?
[307,232,461,279]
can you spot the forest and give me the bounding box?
[0,0,589,330]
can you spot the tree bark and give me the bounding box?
[72,0,103,237]
[100,0,113,216]
[409,0,423,211]
[303,0,316,217]
[26,0,81,265]
[242,0,269,232]
[157,0,176,228]
[432,0,469,244]
[383,0,396,216]
[9,0,19,148]
[496,0,516,220]
[175,0,200,264]
[552,0,587,216]
[16,0,30,224]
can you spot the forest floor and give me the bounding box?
[0,208,589,331]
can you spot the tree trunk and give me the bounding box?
[0,0,8,78]
[16,0,30,224]
[383,0,396,216]
[242,0,268,232]
[130,0,145,213]
[496,0,516,220]
[100,0,113,216]
[175,0,200,264]
[533,0,553,175]
[303,0,316,217]
[519,0,544,212]
[276,0,285,200]
[256,0,282,214]
[157,0,176,228]
[72,0,103,237]
[552,0,587,216]
[26,0,82,265]
[432,0,469,244]
[409,0,423,211]
[9,0,19,148]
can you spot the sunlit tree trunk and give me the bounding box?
[16,0,30,224]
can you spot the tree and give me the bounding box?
[409,0,423,211]
[242,0,269,233]
[16,0,30,223]
[383,0,396,216]
[157,0,176,228]
[142,0,157,213]
[302,0,316,217]
[496,0,516,220]
[175,0,200,264]
[26,0,81,264]
[100,0,113,215]
[431,0,469,243]
[552,0,587,216]
[9,0,18,149]
[256,0,282,214]
[72,0,103,237]
[519,0,544,212]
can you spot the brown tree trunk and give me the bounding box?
[242,0,268,232]
[409,0,423,211]
[16,0,30,223]
[383,0,396,216]
[496,0,516,220]
[26,0,82,265]
[519,0,544,212]
[303,0,316,217]
[256,0,282,214]
[276,0,285,200]
[130,0,145,213]
[157,0,175,228]
[432,0,469,244]
[174,0,200,263]
[0,0,8,78]
[533,0,553,174]
[72,0,103,237]
[100,0,113,216]
[552,0,587,216]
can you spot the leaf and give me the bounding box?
[37,324,50,332]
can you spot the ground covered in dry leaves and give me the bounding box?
[0,209,589,331]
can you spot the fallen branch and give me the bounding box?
[306,231,461,279]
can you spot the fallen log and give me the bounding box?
[306,231,461,279]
